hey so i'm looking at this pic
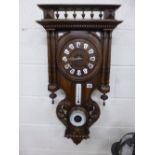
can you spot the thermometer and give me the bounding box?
[75,84,81,105]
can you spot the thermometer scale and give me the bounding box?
[75,83,82,105]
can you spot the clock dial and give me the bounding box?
[57,38,101,81]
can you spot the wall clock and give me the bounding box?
[37,4,122,144]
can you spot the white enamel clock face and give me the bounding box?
[69,110,86,127]
[58,39,100,81]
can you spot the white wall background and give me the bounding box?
[19,0,135,155]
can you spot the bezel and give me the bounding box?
[57,31,102,81]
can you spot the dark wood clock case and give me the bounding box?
[37,4,122,145]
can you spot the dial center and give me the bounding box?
[69,55,83,61]
[69,50,89,69]
[74,115,82,122]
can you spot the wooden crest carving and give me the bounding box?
[37,4,122,144]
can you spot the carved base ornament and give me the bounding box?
[37,4,122,144]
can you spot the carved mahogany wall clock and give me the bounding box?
[37,4,122,144]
